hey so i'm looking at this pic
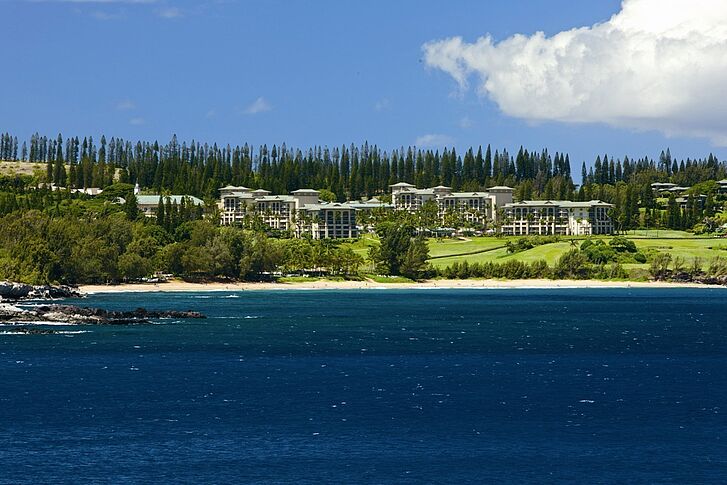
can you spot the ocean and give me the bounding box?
[1,288,726,484]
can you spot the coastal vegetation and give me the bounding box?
[1,131,727,286]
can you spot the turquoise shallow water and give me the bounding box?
[1,288,727,484]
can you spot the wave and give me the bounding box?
[0,330,90,335]
[0,321,78,326]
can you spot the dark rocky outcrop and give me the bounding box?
[0,303,205,325]
[0,281,83,301]
[3,326,57,335]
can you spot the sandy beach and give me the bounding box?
[78,278,726,293]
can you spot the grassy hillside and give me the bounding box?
[427,232,727,270]
[0,161,48,177]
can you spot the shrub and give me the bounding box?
[554,249,591,279]
[581,239,616,264]
[609,236,637,253]
[580,239,595,250]
[708,256,727,277]
[649,253,672,279]
[506,235,559,254]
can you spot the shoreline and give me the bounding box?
[78,278,727,294]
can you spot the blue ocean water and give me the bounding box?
[1,288,727,484]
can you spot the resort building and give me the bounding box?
[651,182,677,193]
[136,194,205,217]
[718,179,727,195]
[218,183,615,238]
[390,182,513,223]
[389,182,436,211]
[345,197,394,212]
[298,203,359,239]
[651,182,692,196]
[218,186,358,239]
[42,183,104,196]
[501,200,614,236]
[675,194,707,210]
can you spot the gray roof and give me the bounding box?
[219,185,251,191]
[487,186,514,191]
[347,201,394,209]
[137,195,204,206]
[504,200,612,208]
[446,192,491,198]
[390,182,415,187]
[290,189,319,194]
[222,192,255,198]
[256,195,295,202]
[301,202,357,211]
[558,200,613,208]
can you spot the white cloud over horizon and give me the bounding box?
[244,97,272,115]
[423,0,727,146]
[116,99,136,111]
[414,134,454,148]
[157,6,182,18]
[374,98,391,112]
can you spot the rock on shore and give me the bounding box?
[0,303,205,325]
[0,281,83,301]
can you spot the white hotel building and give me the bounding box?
[501,200,614,236]
[218,186,359,239]
[389,182,514,224]
[218,182,614,238]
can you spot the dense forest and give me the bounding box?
[1,131,576,200]
[2,131,726,205]
[1,130,727,285]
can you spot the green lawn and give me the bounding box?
[428,237,508,258]
[430,241,575,267]
[341,233,379,258]
[634,238,727,266]
[345,232,727,272]
[620,229,711,239]
[363,274,415,283]
[428,234,727,270]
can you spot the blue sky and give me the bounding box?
[3,0,726,172]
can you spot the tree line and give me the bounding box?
[0,209,366,285]
[2,129,727,236]
[1,131,581,201]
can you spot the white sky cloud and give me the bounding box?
[157,6,182,18]
[374,98,391,112]
[116,99,136,111]
[129,117,145,125]
[244,97,272,115]
[91,10,123,19]
[423,0,727,146]
[414,134,454,148]
[458,116,473,129]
